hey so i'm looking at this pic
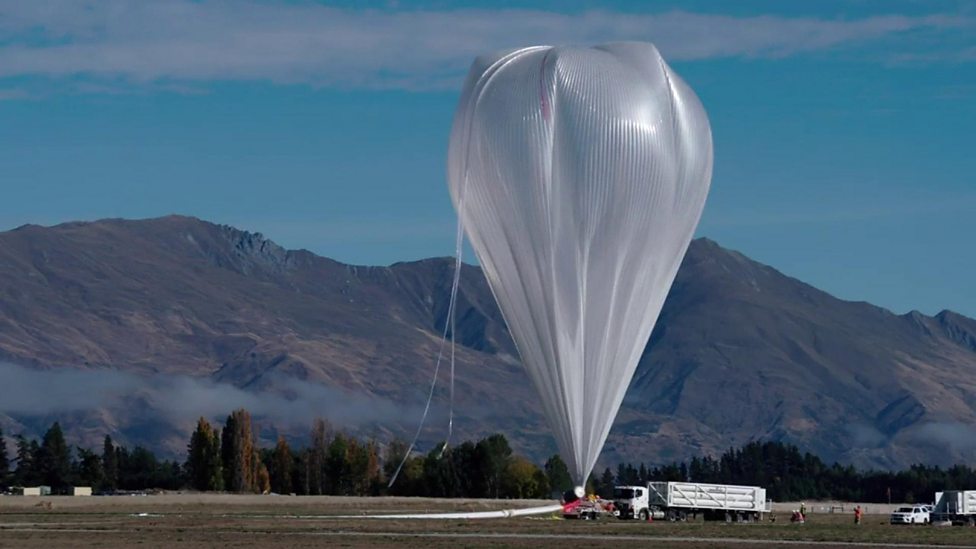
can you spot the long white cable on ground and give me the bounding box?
[333,503,564,520]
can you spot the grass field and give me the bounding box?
[1,494,974,548]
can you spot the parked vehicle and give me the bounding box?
[889,505,930,524]
[613,481,770,522]
[932,491,976,525]
[562,498,613,520]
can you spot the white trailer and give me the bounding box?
[613,481,770,522]
[932,491,976,525]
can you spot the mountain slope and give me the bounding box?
[0,216,973,469]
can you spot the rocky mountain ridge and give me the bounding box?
[0,215,974,470]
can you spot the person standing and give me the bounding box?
[854,505,863,525]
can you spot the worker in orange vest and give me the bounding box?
[854,505,863,525]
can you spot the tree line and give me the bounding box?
[0,410,567,498]
[4,418,976,503]
[0,423,182,492]
[592,440,976,504]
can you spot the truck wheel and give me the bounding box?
[639,510,649,521]
[725,511,732,523]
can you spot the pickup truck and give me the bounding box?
[889,505,930,524]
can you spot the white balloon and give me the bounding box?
[448,42,712,484]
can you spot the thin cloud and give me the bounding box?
[0,361,412,427]
[702,190,976,229]
[0,2,971,92]
[0,88,29,100]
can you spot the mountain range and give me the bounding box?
[1,215,974,471]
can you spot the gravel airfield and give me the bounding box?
[2,494,976,548]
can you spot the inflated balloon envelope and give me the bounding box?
[447,42,712,489]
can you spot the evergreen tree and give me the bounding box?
[13,435,37,486]
[595,467,615,496]
[186,418,223,491]
[544,454,572,494]
[101,436,118,491]
[0,427,9,488]
[38,422,71,490]
[75,447,103,488]
[293,448,311,495]
[421,444,455,497]
[476,434,512,498]
[220,413,237,490]
[325,432,349,495]
[449,441,481,497]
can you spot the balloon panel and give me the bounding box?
[448,42,713,484]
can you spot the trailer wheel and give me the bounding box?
[639,509,649,521]
[725,511,733,523]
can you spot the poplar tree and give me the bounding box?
[187,418,223,491]
[270,436,293,495]
[309,419,328,495]
[221,409,256,492]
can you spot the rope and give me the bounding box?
[387,201,464,487]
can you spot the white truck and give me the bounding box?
[613,481,770,522]
[932,491,976,525]
[889,505,931,524]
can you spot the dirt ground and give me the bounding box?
[1,494,974,548]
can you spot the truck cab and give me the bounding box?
[613,485,651,520]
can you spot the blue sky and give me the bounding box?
[0,0,973,318]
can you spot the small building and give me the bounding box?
[14,486,49,496]
[69,486,92,496]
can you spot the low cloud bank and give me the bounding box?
[0,361,414,427]
[907,421,976,452]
